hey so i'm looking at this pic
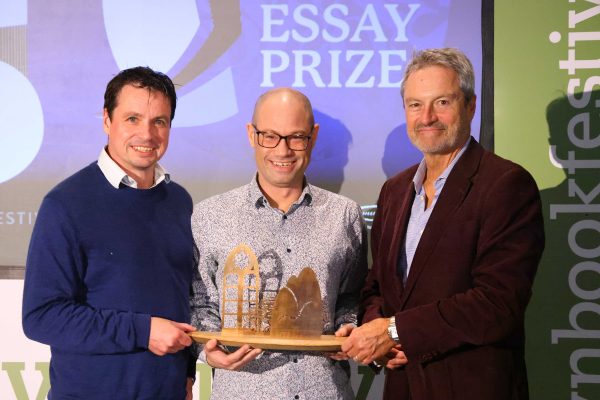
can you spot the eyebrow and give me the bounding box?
[123,111,169,120]
[254,125,311,136]
[404,92,461,102]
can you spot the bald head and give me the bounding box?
[252,87,314,129]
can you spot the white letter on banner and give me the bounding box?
[385,3,420,42]
[323,4,350,43]
[379,50,405,87]
[551,302,600,343]
[350,4,387,42]
[292,50,325,87]
[346,51,375,87]
[328,50,342,88]
[568,220,600,259]
[261,5,289,42]
[568,113,600,149]
[568,1,600,28]
[568,179,600,205]
[292,4,319,43]
[569,261,600,300]
[570,349,600,388]
[261,50,289,87]
[567,77,600,108]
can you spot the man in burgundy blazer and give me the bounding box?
[341,48,544,399]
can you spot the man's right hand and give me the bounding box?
[148,317,196,356]
[204,338,263,370]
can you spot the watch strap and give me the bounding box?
[387,316,399,343]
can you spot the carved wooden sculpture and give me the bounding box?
[221,244,261,333]
[190,244,345,350]
[270,267,323,337]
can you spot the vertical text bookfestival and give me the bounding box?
[549,0,600,397]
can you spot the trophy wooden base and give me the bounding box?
[189,331,346,351]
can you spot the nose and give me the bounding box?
[138,120,155,139]
[274,136,293,155]
[420,103,438,126]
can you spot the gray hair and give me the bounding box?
[401,48,475,103]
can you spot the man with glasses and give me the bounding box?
[188,87,367,399]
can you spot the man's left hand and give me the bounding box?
[341,317,396,365]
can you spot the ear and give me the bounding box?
[308,123,319,151]
[466,95,477,119]
[102,109,111,135]
[246,123,256,148]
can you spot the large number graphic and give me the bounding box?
[102,0,241,127]
[0,48,44,184]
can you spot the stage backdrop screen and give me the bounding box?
[0,0,482,270]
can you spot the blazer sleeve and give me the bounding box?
[359,180,390,324]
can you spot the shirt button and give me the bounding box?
[287,248,291,253]
[293,358,298,363]
[295,396,299,399]
[283,215,287,220]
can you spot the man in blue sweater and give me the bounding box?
[22,66,196,399]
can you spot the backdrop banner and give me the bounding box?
[0,1,481,399]
[495,2,600,399]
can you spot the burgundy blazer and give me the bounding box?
[361,139,544,400]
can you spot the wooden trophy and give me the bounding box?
[189,244,346,351]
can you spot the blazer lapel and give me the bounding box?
[389,180,416,297]
[399,139,483,308]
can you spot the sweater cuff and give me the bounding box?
[133,313,151,349]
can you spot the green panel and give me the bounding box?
[495,2,600,399]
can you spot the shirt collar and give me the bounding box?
[97,147,170,189]
[412,137,471,194]
[249,174,312,210]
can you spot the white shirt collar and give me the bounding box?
[97,147,170,189]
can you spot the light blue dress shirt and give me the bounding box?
[398,138,471,282]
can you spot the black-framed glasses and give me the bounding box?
[253,125,312,151]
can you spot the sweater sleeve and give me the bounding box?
[22,196,151,354]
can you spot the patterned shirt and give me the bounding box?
[190,176,368,400]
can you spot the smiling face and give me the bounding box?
[403,65,476,156]
[246,90,319,196]
[103,84,171,188]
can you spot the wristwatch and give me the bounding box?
[387,316,400,343]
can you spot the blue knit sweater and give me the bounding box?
[22,162,195,399]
